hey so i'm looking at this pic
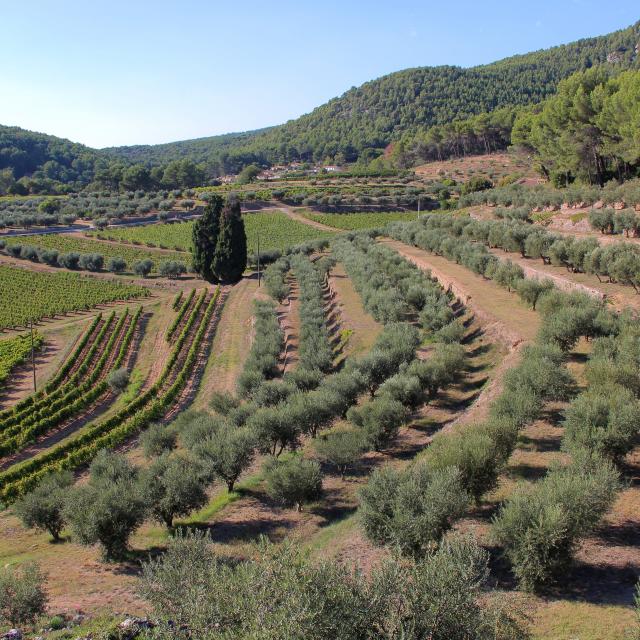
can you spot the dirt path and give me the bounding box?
[328,263,383,357]
[193,277,269,406]
[273,203,339,232]
[279,278,300,373]
[382,238,540,346]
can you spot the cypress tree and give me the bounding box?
[211,198,247,283]
[192,195,223,283]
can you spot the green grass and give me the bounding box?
[3,233,186,273]
[90,211,336,254]
[303,210,421,230]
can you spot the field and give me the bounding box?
[1,164,640,640]
[2,234,188,273]
[0,333,43,389]
[0,265,149,330]
[302,210,422,230]
[90,210,337,253]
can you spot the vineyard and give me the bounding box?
[302,210,421,230]
[91,210,337,253]
[0,286,223,502]
[0,333,43,389]
[0,265,149,330]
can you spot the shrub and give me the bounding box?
[424,429,501,503]
[107,256,127,273]
[142,453,208,528]
[264,455,323,511]
[359,462,469,557]
[193,424,256,492]
[13,471,72,541]
[140,422,178,458]
[0,563,48,626]
[64,451,147,560]
[107,367,130,394]
[133,259,154,277]
[140,532,523,640]
[492,452,620,591]
[348,396,406,451]
[562,385,640,461]
[313,429,369,479]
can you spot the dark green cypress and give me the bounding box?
[211,198,247,283]
[191,196,223,283]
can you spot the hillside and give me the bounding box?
[1,20,639,188]
[106,20,640,171]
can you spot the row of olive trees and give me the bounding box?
[289,253,335,373]
[458,178,640,210]
[237,299,285,397]
[0,240,187,278]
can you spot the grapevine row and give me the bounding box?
[166,288,196,341]
[0,288,220,503]
[0,308,141,457]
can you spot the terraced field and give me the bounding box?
[90,210,337,253]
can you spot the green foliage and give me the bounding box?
[313,428,368,478]
[0,332,43,389]
[64,450,147,560]
[13,471,72,541]
[562,384,640,461]
[107,367,129,394]
[492,452,620,591]
[142,453,208,528]
[424,428,502,503]
[139,422,178,458]
[193,423,256,492]
[264,454,323,511]
[0,265,148,330]
[0,562,48,626]
[140,532,523,640]
[359,461,469,557]
[211,198,247,283]
[192,196,222,283]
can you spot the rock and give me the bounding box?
[1,631,22,640]
[71,613,86,626]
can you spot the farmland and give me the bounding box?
[2,233,188,273]
[0,265,149,330]
[302,210,422,230]
[91,210,337,253]
[2,13,640,639]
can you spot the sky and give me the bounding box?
[1,1,637,149]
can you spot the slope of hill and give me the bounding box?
[106,20,640,170]
[1,20,638,186]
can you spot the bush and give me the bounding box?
[562,385,640,461]
[492,452,620,591]
[107,367,130,394]
[359,462,469,557]
[264,455,322,511]
[140,532,524,640]
[193,424,256,492]
[142,453,208,528]
[13,471,72,541]
[0,563,48,626]
[107,256,127,273]
[424,428,501,503]
[64,451,147,560]
[133,259,154,277]
[348,396,406,451]
[140,422,178,458]
[313,428,368,479]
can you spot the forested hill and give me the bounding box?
[1,19,639,189]
[105,20,640,172]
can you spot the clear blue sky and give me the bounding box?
[1,0,637,148]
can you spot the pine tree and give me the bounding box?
[211,198,247,283]
[192,195,223,283]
